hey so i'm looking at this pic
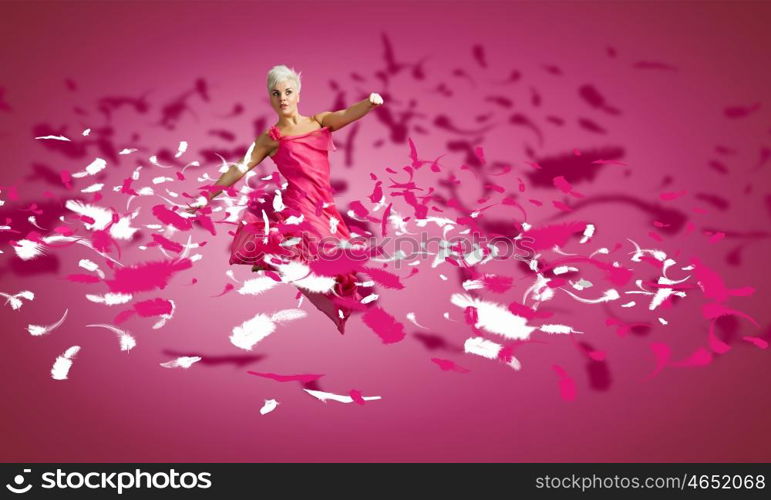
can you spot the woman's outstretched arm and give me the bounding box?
[314,93,384,132]
[186,131,274,212]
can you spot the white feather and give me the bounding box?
[272,190,285,212]
[78,259,105,278]
[238,276,279,296]
[405,312,429,329]
[560,288,620,304]
[267,259,336,293]
[1,290,35,310]
[42,234,124,267]
[579,223,595,244]
[109,212,140,240]
[84,157,107,175]
[464,337,521,370]
[230,307,306,350]
[230,314,276,350]
[259,399,279,415]
[27,309,68,336]
[35,135,70,141]
[65,199,112,230]
[451,293,535,340]
[464,336,502,359]
[175,141,188,158]
[303,389,381,403]
[86,323,136,351]
[462,279,484,290]
[649,287,674,311]
[270,308,307,323]
[51,346,80,380]
[361,293,378,304]
[13,239,45,260]
[160,356,201,368]
[151,300,175,330]
[85,293,133,305]
[80,183,104,193]
[538,324,583,334]
[27,216,46,230]
[149,155,171,168]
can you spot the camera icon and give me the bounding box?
[5,469,32,494]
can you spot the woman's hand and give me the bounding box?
[368,92,384,107]
[184,196,208,215]
[183,205,201,216]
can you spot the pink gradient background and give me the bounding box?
[1,0,770,462]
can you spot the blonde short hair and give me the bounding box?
[266,65,302,94]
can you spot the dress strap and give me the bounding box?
[268,126,281,141]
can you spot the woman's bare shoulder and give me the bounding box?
[311,113,328,127]
[255,128,278,145]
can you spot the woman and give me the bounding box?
[187,65,384,334]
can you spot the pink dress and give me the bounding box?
[229,124,365,334]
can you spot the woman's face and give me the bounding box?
[270,79,300,116]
